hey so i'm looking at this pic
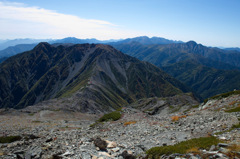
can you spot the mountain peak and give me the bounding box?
[0,43,190,112]
[33,42,53,52]
[186,41,197,46]
[34,42,51,48]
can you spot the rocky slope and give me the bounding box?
[0,43,190,112]
[0,92,239,159]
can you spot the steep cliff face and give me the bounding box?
[0,43,190,112]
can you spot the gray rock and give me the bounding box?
[218,143,228,148]
[209,145,216,151]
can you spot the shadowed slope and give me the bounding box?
[0,43,190,113]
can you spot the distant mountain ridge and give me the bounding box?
[0,37,121,58]
[109,36,183,45]
[112,41,240,69]
[224,47,240,52]
[0,44,36,58]
[49,37,119,44]
[0,43,191,112]
[111,41,240,99]
[0,38,50,51]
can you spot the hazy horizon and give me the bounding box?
[0,0,239,47]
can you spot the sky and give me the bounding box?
[0,0,239,47]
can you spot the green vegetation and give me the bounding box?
[232,123,240,129]
[192,104,200,108]
[98,111,121,122]
[0,136,21,143]
[146,136,219,158]
[183,104,199,113]
[28,113,35,116]
[32,120,42,123]
[90,109,122,128]
[225,106,240,113]
[215,123,240,135]
[204,90,240,103]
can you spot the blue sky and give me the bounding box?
[0,0,239,47]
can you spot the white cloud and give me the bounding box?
[0,1,142,40]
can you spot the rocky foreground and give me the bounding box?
[0,94,240,159]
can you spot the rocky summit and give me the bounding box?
[0,43,191,113]
[0,91,239,159]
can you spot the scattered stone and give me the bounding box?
[99,151,112,157]
[0,94,239,159]
[112,147,120,152]
[218,143,228,148]
[91,155,98,159]
[52,153,63,159]
[209,145,216,151]
[45,137,53,142]
[106,140,117,148]
[93,137,107,151]
[61,151,73,156]
[121,150,136,159]
[219,136,227,140]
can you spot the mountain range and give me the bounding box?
[0,42,191,112]
[111,40,240,99]
[0,36,180,59]
[0,37,120,54]
[0,36,239,103]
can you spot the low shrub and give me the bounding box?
[232,123,240,129]
[225,106,240,113]
[0,136,21,143]
[98,111,121,122]
[215,123,240,135]
[146,136,219,158]
[204,90,240,103]
[186,147,200,154]
[32,120,42,123]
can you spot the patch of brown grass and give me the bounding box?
[225,151,240,158]
[171,116,179,121]
[228,144,240,152]
[124,121,137,126]
[229,101,237,105]
[216,143,240,158]
[171,115,187,121]
[186,147,200,154]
